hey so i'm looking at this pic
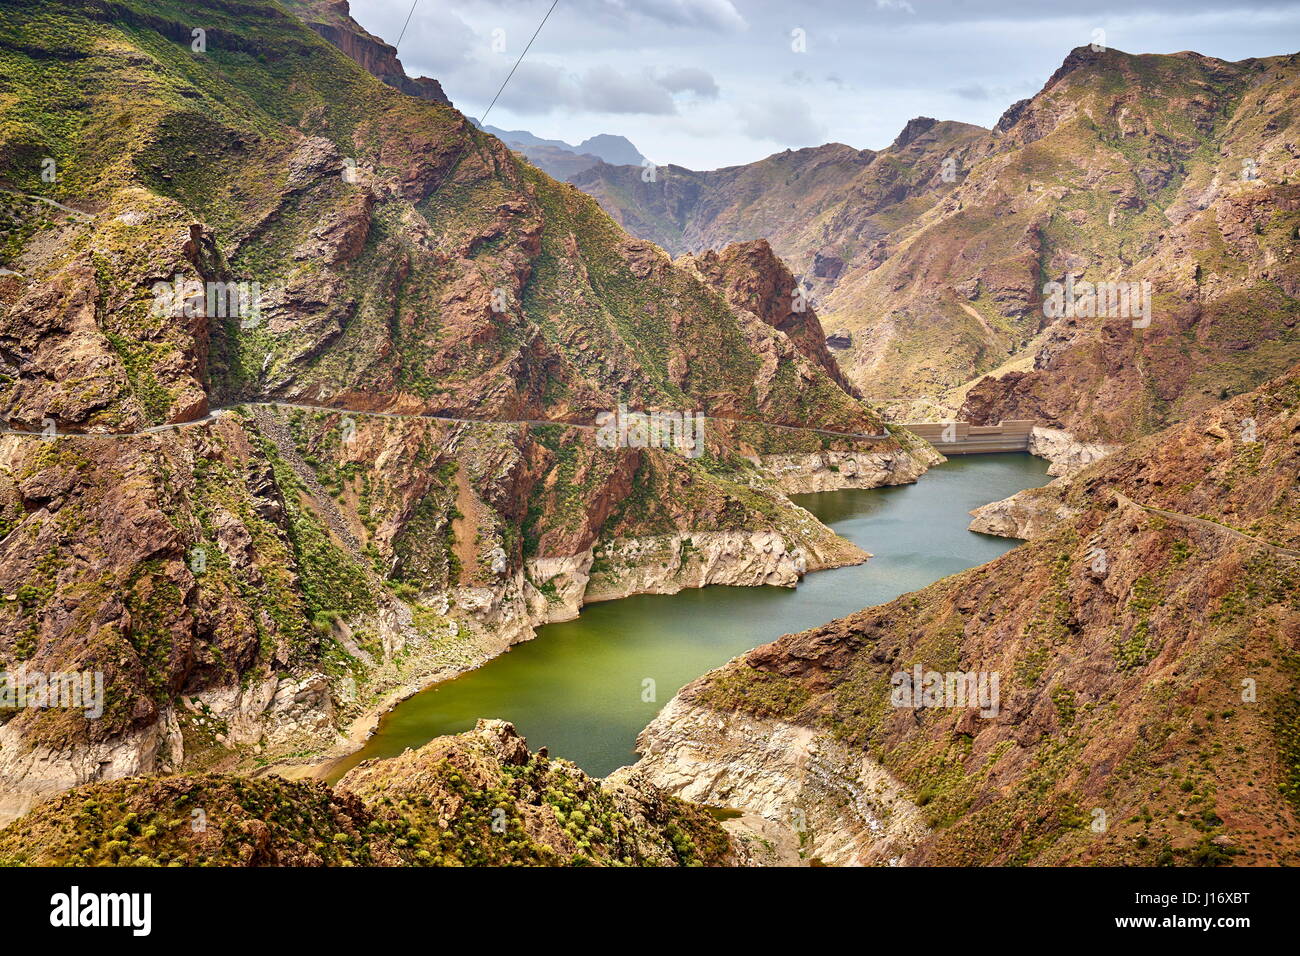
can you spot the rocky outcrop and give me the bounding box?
[634,697,929,865]
[1026,426,1119,477]
[584,530,849,601]
[0,720,733,866]
[966,423,1121,542]
[968,484,1078,539]
[0,714,181,826]
[680,240,859,395]
[760,444,943,495]
[282,0,451,105]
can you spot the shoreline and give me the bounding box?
[258,538,876,785]
[262,449,1028,788]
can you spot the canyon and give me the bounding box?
[0,0,934,827]
[634,365,1300,865]
[0,0,1295,869]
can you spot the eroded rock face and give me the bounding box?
[760,444,944,495]
[967,427,1113,541]
[584,529,842,601]
[1026,426,1120,477]
[0,715,182,825]
[282,0,451,105]
[680,240,859,396]
[634,698,929,866]
[968,485,1078,540]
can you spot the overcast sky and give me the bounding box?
[348,0,1300,170]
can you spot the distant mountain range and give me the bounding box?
[468,121,647,178]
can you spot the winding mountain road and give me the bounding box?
[0,400,895,443]
[1114,490,1300,561]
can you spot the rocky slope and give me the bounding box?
[570,49,1300,446]
[0,0,934,821]
[954,49,1300,444]
[634,365,1300,865]
[0,719,733,865]
[571,120,984,312]
[280,0,450,105]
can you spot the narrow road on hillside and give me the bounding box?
[0,400,894,443]
[1114,490,1300,561]
[0,187,94,223]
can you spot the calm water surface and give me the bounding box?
[327,453,1050,781]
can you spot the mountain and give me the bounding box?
[497,142,606,180]
[574,133,645,167]
[634,363,1300,865]
[472,123,647,179]
[280,0,449,106]
[570,49,1300,448]
[0,0,933,821]
[570,121,982,262]
[955,48,1300,444]
[0,720,734,866]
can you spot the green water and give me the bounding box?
[327,453,1050,781]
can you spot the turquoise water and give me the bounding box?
[327,453,1050,781]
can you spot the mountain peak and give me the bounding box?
[891,116,939,150]
[575,134,646,166]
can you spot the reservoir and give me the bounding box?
[327,452,1050,781]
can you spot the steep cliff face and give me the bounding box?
[635,366,1300,865]
[0,0,931,821]
[680,239,861,396]
[281,0,450,105]
[0,720,733,866]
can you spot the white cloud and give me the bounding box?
[580,65,679,114]
[345,0,1300,169]
[656,66,719,98]
[593,0,746,31]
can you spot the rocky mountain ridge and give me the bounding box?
[281,0,450,106]
[0,719,734,865]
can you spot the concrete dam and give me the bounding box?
[900,420,1036,455]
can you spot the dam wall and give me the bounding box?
[900,420,1035,455]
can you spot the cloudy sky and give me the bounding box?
[349,0,1300,169]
